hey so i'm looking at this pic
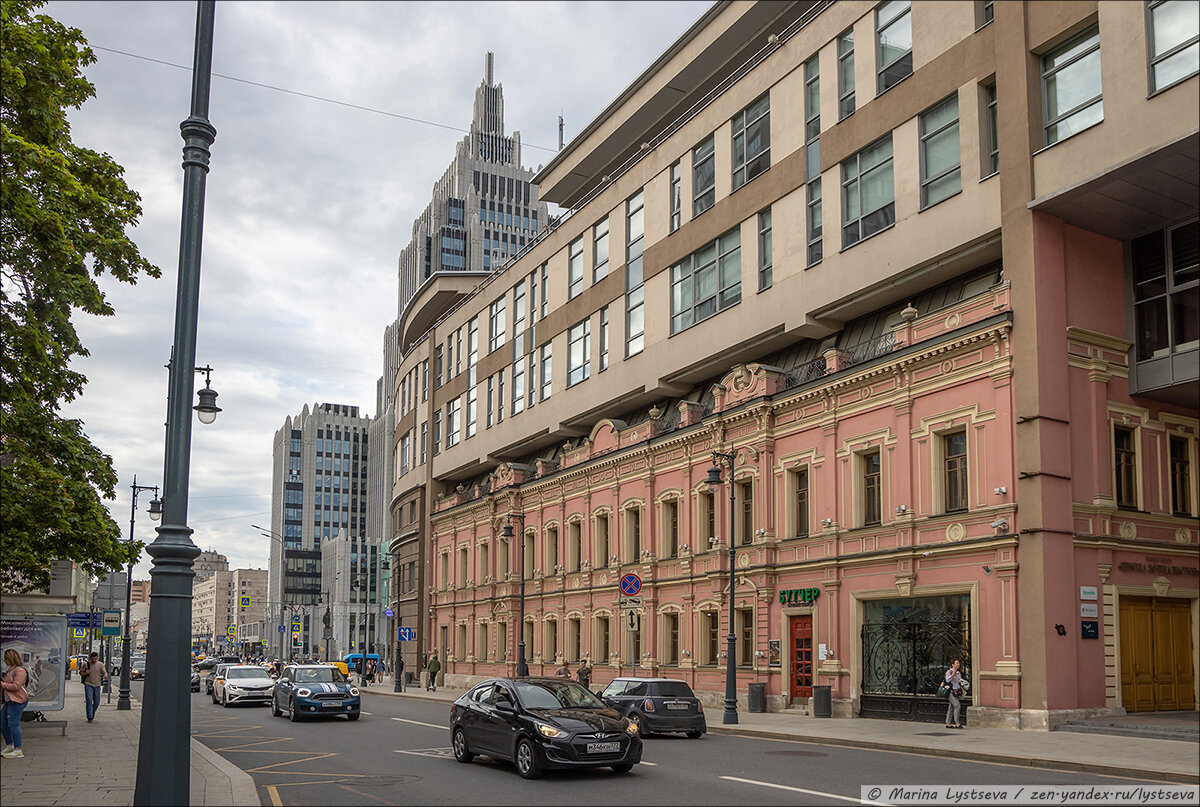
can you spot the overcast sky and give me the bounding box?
[46,0,710,579]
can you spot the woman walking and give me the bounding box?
[944,658,965,729]
[1,649,30,758]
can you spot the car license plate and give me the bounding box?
[587,741,620,754]
[666,702,689,710]
[321,701,343,709]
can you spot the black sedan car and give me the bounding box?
[451,677,641,779]
[599,677,706,738]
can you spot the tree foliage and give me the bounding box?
[1,0,159,591]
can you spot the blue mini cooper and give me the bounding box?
[271,664,361,721]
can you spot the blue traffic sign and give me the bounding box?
[397,627,416,642]
[619,573,642,596]
[67,612,100,629]
[277,625,285,632]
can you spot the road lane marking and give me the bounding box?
[361,712,372,715]
[266,785,283,807]
[395,748,453,758]
[640,761,658,766]
[720,776,892,805]
[390,717,449,730]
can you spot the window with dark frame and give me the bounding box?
[567,236,584,299]
[593,218,610,283]
[665,499,679,557]
[1170,436,1192,516]
[567,318,590,387]
[665,613,680,665]
[692,135,715,216]
[626,189,646,357]
[1042,25,1103,145]
[1148,1,1199,93]
[1132,220,1199,363]
[739,480,753,545]
[758,209,773,290]
[919,94,961,209]
[1115,426,1138,509]
[670,227,741,334]
[876,0,913,93]
[732,92,771,190]
[838,28,856,119]
[842,135,894,247]
[705,611,720,665]
[984,82,999,175]
[863,450,882,526]
[794,467,810,537]
[944,431,969,512]
[669,161,682,232]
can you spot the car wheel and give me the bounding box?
[221,692,229,708]
[211,690,217,704]
[346,712,360,721]
[515,738,542,779]
[686,729,703,739]
[271,697,281,718]
[452,728,474,763]
[288,697,301,722]
[611,764,634,774]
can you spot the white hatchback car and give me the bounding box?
[212,664,275,707]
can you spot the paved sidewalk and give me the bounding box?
[0,679,259,806]
[360,683,1200,784]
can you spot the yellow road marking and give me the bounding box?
[266,785,283,807]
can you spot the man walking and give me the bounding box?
[80,652,108,723]
[576,659,593,691]
[426,653,440,692]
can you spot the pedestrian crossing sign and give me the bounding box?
[239,595,251,608]
[72,628,86,639]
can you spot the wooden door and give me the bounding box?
[1119,597,1155,712]
[790,615,813,700]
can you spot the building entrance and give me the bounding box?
[1119,596,1195,712]
[790,615,813,701]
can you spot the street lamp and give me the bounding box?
[500,516,528,677]
[134,3,217,804]
[253,524,292,660]
[192,365,221,424]
[706,447,739,725]
[118,478,160,711]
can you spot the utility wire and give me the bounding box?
[92,44,559,153]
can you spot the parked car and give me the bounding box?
[272,665,360,721]
[450,677,641,779]
[599,677,706,738]
[191,668,201,692]
[129,659,146,680]
[205,663,230,695]
[196,657,219,671]
[213,665,274,706]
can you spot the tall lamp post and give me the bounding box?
[134,2,221,804]
[118,478,161,711]
[706,447,739,725]
[252,524,291,660]
[500,516,528,677]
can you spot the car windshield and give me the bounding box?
[131,660,145,669]
[651,681,695,697]
[227,668,271,680]
[515,680,606,710]
[294,667,346,683]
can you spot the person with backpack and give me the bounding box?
[80,652,108,723]
[2,649,30,758]
[426,653,440,692]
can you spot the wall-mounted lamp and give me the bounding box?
[709,535,720,547]
[1054,624,1067,636]
[993,486,1008,495]
[895,504,908,515]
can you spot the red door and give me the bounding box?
[790,615,813,700]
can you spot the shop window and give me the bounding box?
[1170,436,1193,516]
[944,431,969,513]
[1114,425,1139,509]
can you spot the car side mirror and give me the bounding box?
[495,699,516,712]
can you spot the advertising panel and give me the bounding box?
[0,614,68,711]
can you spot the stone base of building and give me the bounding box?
[444,672,489,690]
[968,705,1127,730]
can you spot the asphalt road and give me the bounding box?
[122,680,1165,806]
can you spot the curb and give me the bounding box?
[192,737,262,806]
[704,725,1200,785]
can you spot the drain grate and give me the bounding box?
[333,774,420,787]
[766,750,829,757]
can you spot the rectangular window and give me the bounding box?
[540,343,552,400]
[421,360,429,401]
[692,135,715,217]
[567,236,584,299]
[804,57,820,142]
[419,421,427,464]
[664,613,680,665]
[702,611,719,665]
[663,500,679,557]
[736,607,754,666]
[979,0,994,26]
[568,522,582,572]
[1170,436,1192,516]
[596,616,610,662]
[568,319,591,386]
[699,490,715,546]
[838,28,856,119]
[738,480,754,545]
[944,431,968,512]
[488,297,506,352]
[1148,1,1199,93]
[1042,25,1103,145]
[446,398,461,448]
[486,376,494,427]
[791,467,810,538]
[497,368,505,422]
[434,346,444,388]
[626,190,646,357]
[984,82,999,175]
[731,93,770,190]
[842,134,894,247]
[1132,220,1199,362]
[669,161,682,232]
[670,227,741,334]
[433,411,442,456]
[758,209,773,290]
[593,219,610,283]
[599,306,610,371]
[876,0,913,93]
[807,180,823,266]
[919,94,961,209]
[399,432,410,476]
[863,450,882,526]
[625,507,641,561]
[539,263,548,320]
[595,514,610,564]
[1114,426,1138,509]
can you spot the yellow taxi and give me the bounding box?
[323,660,350,677]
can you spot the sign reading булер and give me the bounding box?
[0,614,68,711]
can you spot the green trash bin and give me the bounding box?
[813,685,832,717]
[748,682,767,713]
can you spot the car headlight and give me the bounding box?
[349,687,360,696]
[536,722,566,738]
[296,687,312,698]
[624,719,639,735]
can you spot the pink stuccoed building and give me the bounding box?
[391,1,1198,728]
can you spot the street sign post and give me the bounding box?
[625,610,640,632]
[397,627,416,641]
[619,573,643,678]
[619,573,642,596]
[239,595,251,608]
[618,596,643,610]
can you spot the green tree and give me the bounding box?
[1,0,159,592]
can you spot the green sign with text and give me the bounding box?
[779,587,820,605]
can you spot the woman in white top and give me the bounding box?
[944,658,964,728]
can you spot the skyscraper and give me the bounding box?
[268,403,371,659]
